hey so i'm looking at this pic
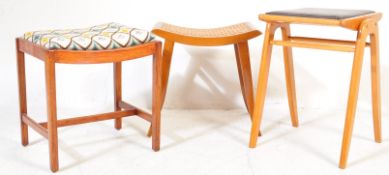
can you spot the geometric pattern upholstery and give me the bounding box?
[266,8,375,20]
[23,23,155,50]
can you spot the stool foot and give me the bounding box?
[21,124,29,146]
[114,119,122,130]
[50,165,59,173]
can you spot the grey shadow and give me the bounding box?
[60,133,149,171]
[349,145,389,167]
[158,46,253,148]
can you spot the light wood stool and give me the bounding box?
[16,23,163,172]
[249,8,382,168]
[150,22,262,137]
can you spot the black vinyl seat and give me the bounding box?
[266,8,375,20]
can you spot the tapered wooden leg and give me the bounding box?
[45,58,59,172]
[114,62,122,130]
[249,23,277,148]
[234,41,261,136]
[339,34,367,169]
[152,42,163,151]
[16,41,29,146]
[234,41,255,117]
[148,40,174,137]
[281,25,299,127]
[370,26,382,143]
[160,40,175,107]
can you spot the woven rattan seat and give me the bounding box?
[152,22,261,46]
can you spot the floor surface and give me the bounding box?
[1,105,389,175]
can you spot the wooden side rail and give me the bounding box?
[39,109,137,128]
[27,102,152,130]
[119,101,152,122]
[272,36,370,52]
[22,114,48,139]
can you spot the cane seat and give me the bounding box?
[152,22,261,46]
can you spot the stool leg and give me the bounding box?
[160,40,175,108]
[234,41,260,136]
[45,59,59,172]
[147,125,152,137]
[281,25,299,127]
[16,42,29,146]
[370,26,382,143]
[114,62,122,130]
[148,40,174,137]
[339,35,367,169]
[152,42,163,151]
[249,23,277,148]
[234,41,255,116]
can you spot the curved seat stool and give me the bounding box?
[150,22,262,137]
[152,22,260,46]
[16,23,163,172]
[249,8,382,169]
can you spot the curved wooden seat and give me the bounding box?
[152,22,261,46]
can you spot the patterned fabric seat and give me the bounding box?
[23,23,155,50]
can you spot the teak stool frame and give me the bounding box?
[16,38,163,172]
[150,23,262,137]
[249,13,382,168]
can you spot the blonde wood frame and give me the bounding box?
[250,13,382,169]
[150,24,262,137]
[16,38,163,172]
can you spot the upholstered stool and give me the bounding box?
[150,22,261,137]
[16,23,163,172]
[249,8,382,168]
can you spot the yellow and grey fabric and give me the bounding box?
[23,22,155,50]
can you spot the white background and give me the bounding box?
[0,0,388,174]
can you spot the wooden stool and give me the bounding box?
[16,23,163,172]
[150,22,261,136]
[249,8,382,168]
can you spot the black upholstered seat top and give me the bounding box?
[266,8,375,20]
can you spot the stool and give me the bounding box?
[249,8,382,168]
[16,23,163,172]
[150,22,261,136]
